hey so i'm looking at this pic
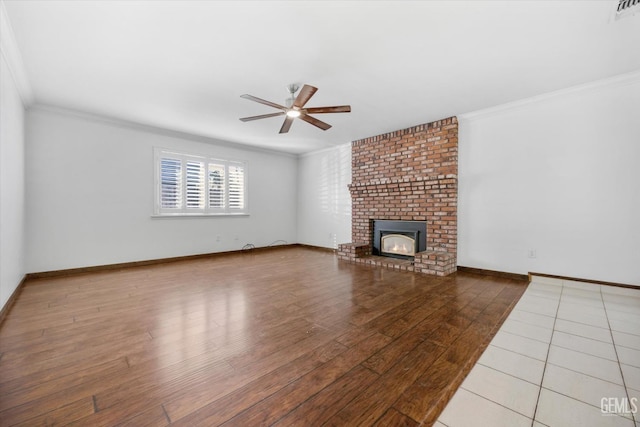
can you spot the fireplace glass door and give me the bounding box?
[381,234,416,257]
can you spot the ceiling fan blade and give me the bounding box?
[305,105,351,114]
[279,116,295,134]
[300,114,332,131]
[239,112,285,122]
[293,84,318,109]
[240,94,287,110]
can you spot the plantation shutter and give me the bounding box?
[185,160,205,210]
[160,157,182,209]
[208,163,226,209]
[228,164,245,210]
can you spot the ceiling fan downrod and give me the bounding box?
[285,84,299,108]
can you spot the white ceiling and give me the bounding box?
[3,1,640,154]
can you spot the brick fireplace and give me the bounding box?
[338,117,458,276]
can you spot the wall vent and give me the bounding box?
[616,0,640,20]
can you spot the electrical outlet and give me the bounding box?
[527,249,537,259]
[216,236,221,242]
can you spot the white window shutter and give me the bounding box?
[228,164,245,210]
[160,157,182,209]
[155,148,247,215]
[185,160,205,210]
[208,163,225,209]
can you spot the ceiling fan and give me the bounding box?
[239,84,351,134]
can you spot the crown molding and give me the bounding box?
[0,0,34,106]
[298,141,351,158]
[28,103,299,159]
[459,69,640,122]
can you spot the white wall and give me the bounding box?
[0,47,26,309]
[297,144,351,249]
[25,108,298,273]
[458,72,640,286]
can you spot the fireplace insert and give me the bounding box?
[372,220,427,260]
[381,231,418,257]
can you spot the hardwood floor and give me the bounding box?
[0,247,527,426]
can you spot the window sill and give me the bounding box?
[151,213,250,219]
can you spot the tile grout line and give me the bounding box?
[542,359,629,389]
[552,325,614,345]
[601,285,638,425]
[546,341,618,363]
[469,363,541,399]
[460,386,537,422]
[476,358,545,387]
[530,280,563,427]
[496,329,552,345]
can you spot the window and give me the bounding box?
[154,148,247,215]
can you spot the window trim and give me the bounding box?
[153,147,249,217]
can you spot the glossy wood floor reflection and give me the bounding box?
[0,247,527,426]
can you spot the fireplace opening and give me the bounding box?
[372,220,427,260]
[381,232,417,258]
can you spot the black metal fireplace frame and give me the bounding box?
[372,220,427,260]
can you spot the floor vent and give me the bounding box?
[616,0,640,20]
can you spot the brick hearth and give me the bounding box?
[338,117,458,276]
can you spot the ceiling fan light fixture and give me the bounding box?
[286,109,301,118]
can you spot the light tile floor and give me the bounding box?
[436,276,640,427]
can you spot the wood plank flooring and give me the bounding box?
[0,247,527,426]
